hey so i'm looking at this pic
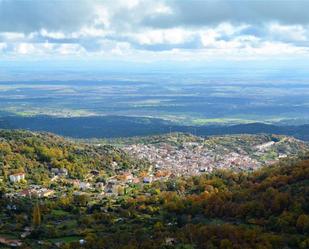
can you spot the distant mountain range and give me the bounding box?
[1,115,309,140]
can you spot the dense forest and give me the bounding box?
[1,115,309,140]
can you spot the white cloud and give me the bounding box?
[40,29,66,39]
[0,42,7,51]
[200,30,220,47]
[0,0,308,61]
[132,28,192,45]
[153,3,173,15]
[15,43,35,54]
[268,23,307,41]
[55,44,86,55]
[0,32,25,40]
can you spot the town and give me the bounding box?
[124,143,261,177]
[122,134,304,177]
[3,133,307,203]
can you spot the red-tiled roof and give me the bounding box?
[11,172,25,176]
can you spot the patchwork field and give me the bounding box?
[1,73,309,125]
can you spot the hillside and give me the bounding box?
[0,146,308,248]
[92,154,309,249]
[0,130,308,249]
[0,130,149,186]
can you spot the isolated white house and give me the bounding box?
[79,182,91,190]
[9,173,25,183]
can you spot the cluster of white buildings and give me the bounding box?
[18,187,55,198]
[124,141,266,177]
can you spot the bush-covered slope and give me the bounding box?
[0,130,148,184]
[88,155,308,249]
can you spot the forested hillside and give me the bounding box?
[0,129,308,248]
[1,115,309,140]
[0,130,148,184]
[62,154,309,249]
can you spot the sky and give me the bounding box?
[1,0,309,67]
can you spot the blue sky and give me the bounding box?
[0,0,309,66]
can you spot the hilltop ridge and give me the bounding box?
[1,115,309,140]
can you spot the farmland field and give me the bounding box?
[1,70,309,126]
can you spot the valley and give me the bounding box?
[1,1,309,248]
[1,75,309,127]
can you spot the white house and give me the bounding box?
[79,182,91,190]
[51,168,68,177]
[9,173,25,183]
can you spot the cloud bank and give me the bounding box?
[0,0,309,61]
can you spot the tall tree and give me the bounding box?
[32,203,41,227]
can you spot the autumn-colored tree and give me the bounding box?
[296,214,309,233]
[32,203,41,227]
[220,239,233,249]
